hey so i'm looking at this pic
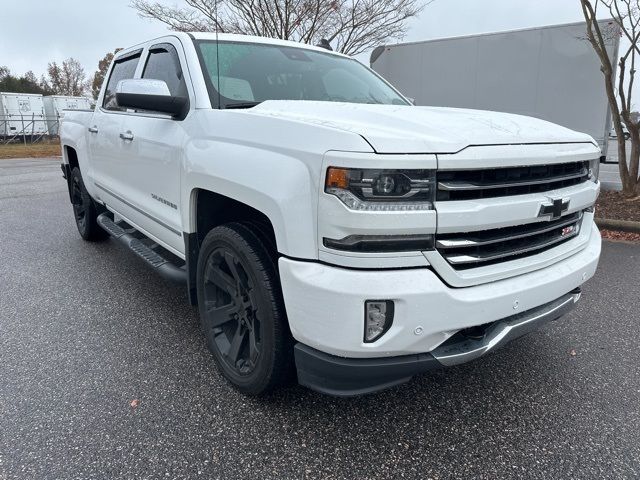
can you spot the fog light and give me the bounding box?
[364,300,394,343]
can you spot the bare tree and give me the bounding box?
[131,0,430,56]
[46,58,87,97]
[581,0,640,197]
[91,49,123,100]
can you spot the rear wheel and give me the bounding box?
[70,167,108,241]
[196,223,293,395]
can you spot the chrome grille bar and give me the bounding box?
[436,161,590,201]
[436,212,584,269]
[438,169,588,192]
[444,228,580,265]
[436,213,581,249]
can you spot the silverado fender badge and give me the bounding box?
[151,193,178,210]
[538,198,570,220]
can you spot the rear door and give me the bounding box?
[88,50,142,200]
[115,40,191,255]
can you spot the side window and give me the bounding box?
[102,53,141,111]
[142,44,188,97]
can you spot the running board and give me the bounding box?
[97,213,187,284]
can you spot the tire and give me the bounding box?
[196,222,293,395]
[70,167,108,242]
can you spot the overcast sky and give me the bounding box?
[0,0,607,78]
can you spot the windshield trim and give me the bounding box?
[192,38,411,110]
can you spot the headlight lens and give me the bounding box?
[588,158,600,183]
[325,167,435,211]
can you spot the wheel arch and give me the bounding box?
[191,189,278,249]
[181,149,320,304]
[64,145,79,171]
[184,188,289,305]
[61,145,80,204]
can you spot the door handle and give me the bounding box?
[119,131,134,141]
[88,126,99,133]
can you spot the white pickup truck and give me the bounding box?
[60,33,602,397]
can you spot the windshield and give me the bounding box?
[195,40,410,109]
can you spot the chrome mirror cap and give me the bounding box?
[116,79,171,97]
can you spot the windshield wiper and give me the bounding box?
[366,92,384,104]
[224,102,262,109]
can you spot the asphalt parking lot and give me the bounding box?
[1,158,639,480]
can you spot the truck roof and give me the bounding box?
[119,32,349,60]
[190,32,346,56]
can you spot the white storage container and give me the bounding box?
[0,92,49,137]
[43,95,93,135]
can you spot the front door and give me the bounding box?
[115,41,191,255]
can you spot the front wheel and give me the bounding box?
[196,223,293,395]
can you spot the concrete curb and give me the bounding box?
[595,218,640,234]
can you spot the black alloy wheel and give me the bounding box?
[197,223,293,395]
[203,246,262,375]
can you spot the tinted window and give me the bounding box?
[197,41,408,108]
[142,45,187,97]
[102,53,141,111]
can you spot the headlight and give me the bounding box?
[588,158,600,183]
[325,167,435,211]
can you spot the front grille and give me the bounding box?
[436,212,583,270]
[437,161,589,201]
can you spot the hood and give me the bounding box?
[248,101,595,154]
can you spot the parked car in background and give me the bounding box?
[59,33,602,396]
[609,125,630,140]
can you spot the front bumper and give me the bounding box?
[295,290,581,396]
[280,223,600,358]
[279,223,601,395]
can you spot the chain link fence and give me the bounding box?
[0,114,60,145]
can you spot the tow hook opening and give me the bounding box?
[460,324,491,340]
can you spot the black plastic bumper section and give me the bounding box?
[294,343,441,397]
[295,290,581,397]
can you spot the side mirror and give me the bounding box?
[115,79,188,119]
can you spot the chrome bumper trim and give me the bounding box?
[432,290,581,367]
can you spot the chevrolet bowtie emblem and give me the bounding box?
[538,198,570,220]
